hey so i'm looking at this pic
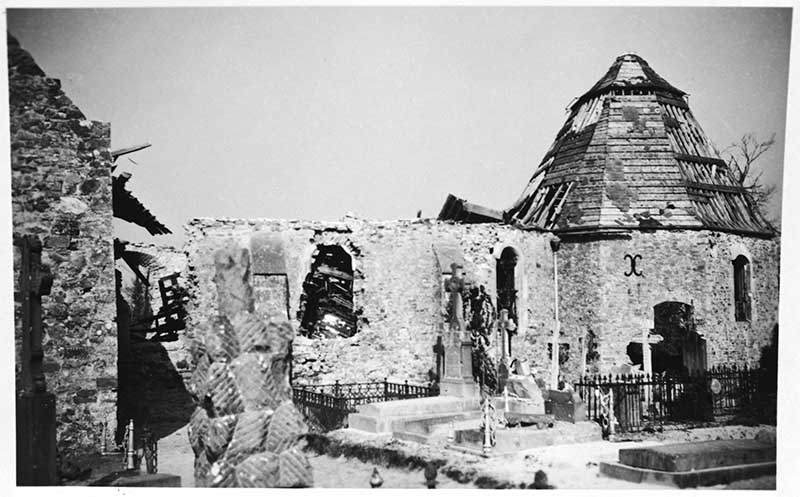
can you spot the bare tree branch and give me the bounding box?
[722,132,778,227]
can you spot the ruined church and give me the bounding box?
[11,36,780,459]
[185,53,779,388]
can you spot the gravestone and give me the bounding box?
[439,263,477,398]
[545,390,586,423]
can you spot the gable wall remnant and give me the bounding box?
[9,34,116,456]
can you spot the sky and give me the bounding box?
[6,6,793,247]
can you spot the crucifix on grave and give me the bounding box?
[496,309,516,393]
[440,263,478,398]
[497,309,517,367]
[15,234,57,486]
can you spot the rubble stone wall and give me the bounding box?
[184,217,558,385]
[557,230,781,377]
[9,34,116,455]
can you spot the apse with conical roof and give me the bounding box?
[505,53,772,237]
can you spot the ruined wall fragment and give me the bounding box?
[188,244,312,487]
[9,33,116,455]
[184,217,557,385]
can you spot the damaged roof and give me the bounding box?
[505,53,773,237]
[438,194,504,224]
[113,172,172,235]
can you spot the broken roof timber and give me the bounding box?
[112,173,172,236]
[111,143,152,161]
[437,194,504,224]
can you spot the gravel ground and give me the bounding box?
[308,453,473,488]
[108,422,779,489]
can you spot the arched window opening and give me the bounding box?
[297,245,356,338]
[733,255,751,322]
[650,301,707,375]
[496,247,519,355]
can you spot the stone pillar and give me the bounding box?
[187,244,313,487]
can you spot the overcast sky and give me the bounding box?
[7,7,792,247]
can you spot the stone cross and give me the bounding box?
[15,234,57,486]
[498,309,516,365]
[444,263,467,340]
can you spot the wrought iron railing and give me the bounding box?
[293,379,437,432]
[707,364,764,416]
[574,365,767,434]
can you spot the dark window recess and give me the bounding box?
[298,245,357,339]
[496,247,518,326]
[733,255,752,322]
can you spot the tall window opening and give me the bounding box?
[298,245,356,338]
[496,247,519,354]
[733,255,751,321]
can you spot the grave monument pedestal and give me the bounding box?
[440,340,478,398]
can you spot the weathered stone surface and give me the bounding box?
[208,458,237,487]
[193,450,211,486]
[226,409,273,463]
[278,446,313,487]
[230,312,268,353]
[188,406,210,455]
[265,321,294,357]
[250,231,287,275]
[231,352,289,410]
[10,33,116,456]
[188,353,210,400]
[207,361,244,416]
[204,414,237,461]
[506,375,545,405]
[234,451,280,487]
[203,316,239,363]
[214,247,254,317]
[265,401,308,454]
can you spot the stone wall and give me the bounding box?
[185,217,780,387]
[184,217,557,385]
[557,230,780,378]
[9,34,116,455]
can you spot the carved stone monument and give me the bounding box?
[440,263,478,398]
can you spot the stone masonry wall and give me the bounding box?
[9,34,117,455]
[557,230,780,378]
[184,217,558,386]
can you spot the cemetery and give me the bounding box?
[9,26,780,489]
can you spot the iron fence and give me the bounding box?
[293,379,437,432]
[575,365,766,433]
[707,364,764,416]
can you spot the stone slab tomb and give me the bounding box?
[600,439,776,488]
[187,244,313,487]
